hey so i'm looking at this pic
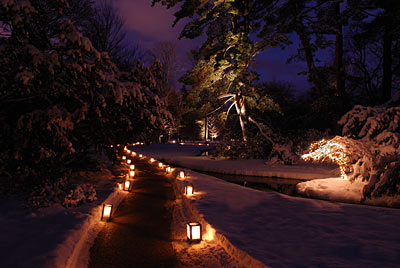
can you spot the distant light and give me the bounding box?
[166,166,171,174]
[158,162,163,168]
[132,152,136,156]
[118,183,122,190]
[139,154,143,158]
[122,156,126,160]
[129,170,135,178]
[127,159,131,164]
[110,145,114,148]
[186,222,202,242]
[101,204,113,222]
[123,179,132,191]
[149,158,155,163]
[127,149,131,154]
[124,146,127,151]
[180,142,185,145]
[185,185,194,196]
[179,171,185,179]
[129,164,135,170]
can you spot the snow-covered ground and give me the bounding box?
[131,144,339,180]
[135,144,400,267]
[2,144,399,267]
[172,169,400,267]
[0,160,127,268]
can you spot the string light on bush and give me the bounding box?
[301,139,349,179]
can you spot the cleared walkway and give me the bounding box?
[88,158,179,268]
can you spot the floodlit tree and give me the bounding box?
[153,0,297,163]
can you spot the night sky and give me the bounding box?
[109,0,312,95]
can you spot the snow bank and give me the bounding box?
[170,169,267,268]
[54,187,127,268]
[0,164,127,268]
[133,144,339,180]
[171,169,400,268]
[296,177,365,203]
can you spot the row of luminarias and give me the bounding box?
[100,144,201,242]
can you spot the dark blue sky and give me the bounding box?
[112,0,311,95]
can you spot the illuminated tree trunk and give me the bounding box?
[234,93,248,142]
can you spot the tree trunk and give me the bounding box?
[382,21,392,103]
[334,2,346,101]
[296,27,322,96]
[234,93,248,142]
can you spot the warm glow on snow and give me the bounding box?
[302,139,348,179]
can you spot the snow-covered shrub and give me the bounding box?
[29,178,70,208]
[339,105,400,200]
[29,178,97,208]
[303,104,400,202]
[63,184,97,208]
[212,133,296,164]
[302,136,371,178]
